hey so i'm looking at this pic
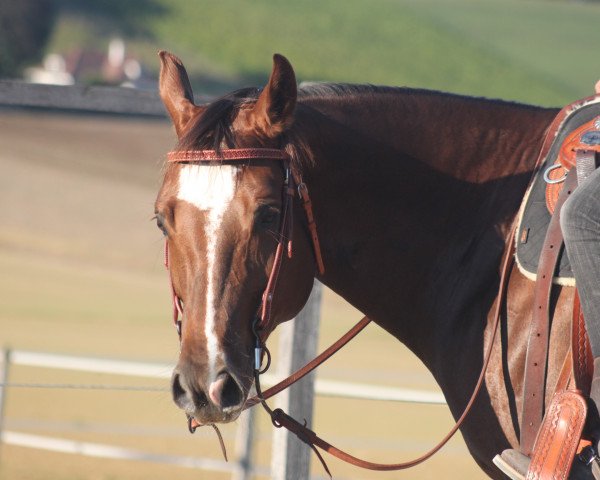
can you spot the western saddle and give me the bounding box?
[495,89,600,479]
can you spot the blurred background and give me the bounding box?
[1,0,600,479]
[3,0,600,103]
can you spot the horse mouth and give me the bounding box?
[187,414,221,433]
[186,406,243,429]
[187,416,229,461]
[183,379,249,426]
[188,414,201,432]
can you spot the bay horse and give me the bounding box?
[155,51,575,478]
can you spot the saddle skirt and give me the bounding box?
[516,96,600,285]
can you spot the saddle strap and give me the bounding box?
[553,292,594,396]
[572,291,594,392]
[520,169,578,456]
[525,390,587,480]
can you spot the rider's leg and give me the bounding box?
[561,166,600,434]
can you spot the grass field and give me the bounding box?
[0,110,481,479]
[47,0,600,105]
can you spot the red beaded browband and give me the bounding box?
[167,148,289,162]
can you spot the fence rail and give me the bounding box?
[0,344,445,477]
[4,349,445,405]
[1,430,240,473]
[0,80,212,116]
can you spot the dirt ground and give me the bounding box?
[0,109,481,479]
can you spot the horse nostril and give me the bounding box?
[221,374,243,409]
[171,373,188,409]
[172,372,209,411]
[208,372,244,411]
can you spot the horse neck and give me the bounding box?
[296,88,556,364]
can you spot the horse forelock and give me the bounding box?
[174,87,258,152]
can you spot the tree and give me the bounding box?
[0,0,166,78]
[0,0,57,77]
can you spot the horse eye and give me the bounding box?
[154,214,168,236]
[257,206,280,228]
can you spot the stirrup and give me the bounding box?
[493,447,600,479]
[493,449,529,480]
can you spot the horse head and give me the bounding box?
[155,52,316,425]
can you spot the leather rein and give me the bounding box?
[164,146,518,476]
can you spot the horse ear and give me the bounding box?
[158,51,204,138]
[251,54,297,137]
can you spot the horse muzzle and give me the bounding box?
[171,366,247,424]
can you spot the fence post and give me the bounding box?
[0,348,11,455]
[270,280,322,480]
[231,396,256,480]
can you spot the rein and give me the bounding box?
[249,229,516,475]
[163,146,520,476]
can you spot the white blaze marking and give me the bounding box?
[177,165,238,382]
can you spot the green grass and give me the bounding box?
[398,0,600,103]
[46,0,600,105]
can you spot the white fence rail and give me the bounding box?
[2,431,241,473]
[5,347,446,405]
[0,321,445,479]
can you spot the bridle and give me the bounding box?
[162,146,518,476]
[164,147,324,347]
[165,146,333,468]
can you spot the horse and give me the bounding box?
[154,51,576,478]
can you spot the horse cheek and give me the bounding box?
[272,232,316,325]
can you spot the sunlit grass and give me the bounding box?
[43,0,600,104]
